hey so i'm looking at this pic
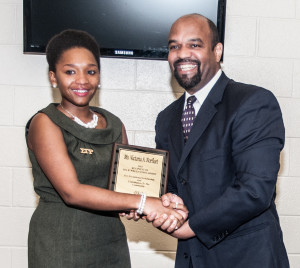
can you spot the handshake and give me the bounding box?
[121,193,190,237]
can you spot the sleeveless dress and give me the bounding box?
[26,103,131,268]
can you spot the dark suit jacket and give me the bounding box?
[155,73,289,268]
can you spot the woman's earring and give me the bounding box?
[97,84,101,89]
[52,84,57,88]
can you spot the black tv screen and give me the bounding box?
[23,0,226,60]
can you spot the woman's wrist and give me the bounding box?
[136,193,147,215]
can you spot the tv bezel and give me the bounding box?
[23,0,227,60]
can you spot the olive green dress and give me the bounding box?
[26,103,131,268]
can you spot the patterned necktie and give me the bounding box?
[181,95,197,142]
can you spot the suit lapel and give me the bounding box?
[169,95,185,160]
[177,73,231,174]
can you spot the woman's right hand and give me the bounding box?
[143,197,188,233]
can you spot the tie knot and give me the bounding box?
[187,95,197,105]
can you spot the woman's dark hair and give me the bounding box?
[46,29,100,72]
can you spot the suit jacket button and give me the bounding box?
[181,179,187,185]
[183,253,189,259]
[178,177,184,184]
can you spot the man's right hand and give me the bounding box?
[146,193,188,232]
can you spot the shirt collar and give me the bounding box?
[184,69,222,106]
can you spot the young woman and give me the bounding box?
[26,29,187,268]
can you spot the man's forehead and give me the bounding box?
[170,17,208,35]
[173,15,207,27]
[168,22,209,42]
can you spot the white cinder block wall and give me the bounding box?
[0,0,300,267]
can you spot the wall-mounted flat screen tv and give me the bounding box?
[23,0,226,60]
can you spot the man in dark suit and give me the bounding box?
[150,13,289,267]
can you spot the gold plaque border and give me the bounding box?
[108,143,169,197]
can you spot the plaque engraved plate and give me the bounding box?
[108,144,169,198]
